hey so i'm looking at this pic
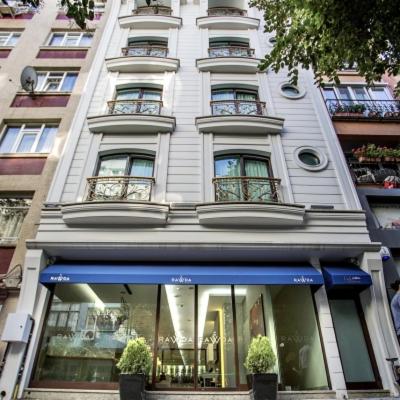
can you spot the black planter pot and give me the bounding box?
[247,373,278,400]
[119,373,146,400]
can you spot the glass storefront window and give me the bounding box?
[34,284,158,384]
[197,285,236,388]
[33,283,329,392]
[236,285,328,391]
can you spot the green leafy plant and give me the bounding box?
[244,335,276,374]
[117,337,152,375]
[250,0,400,95]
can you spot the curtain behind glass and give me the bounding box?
[244,159,272,202]
[96,157,128,200]
[128,159,154,200]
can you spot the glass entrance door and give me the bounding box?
[329,296,381,389]
[155,285,195,389]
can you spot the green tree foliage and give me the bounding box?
[244,335,277,374]
[250,0,400,91]
[117,338,152,375]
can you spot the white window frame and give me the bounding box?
[0,31,21,46]
[0,124,57,154]
[323,85,393,102]
[47,32,93,47]
[36,71,77,93]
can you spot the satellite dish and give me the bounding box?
[20,66,38,94]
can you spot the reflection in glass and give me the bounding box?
[34,284,157,384]
[197,285,236,388]
[271,286,329,391]
[156,285,195,389]
[330,299,376,384]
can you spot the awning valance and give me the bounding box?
[40,264,324,286]
[322,266,372,289]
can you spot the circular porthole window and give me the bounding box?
[279,82,305,99]
[294,147,328,171]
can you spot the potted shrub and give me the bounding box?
[245,335,277,400]
[117,337,152,400]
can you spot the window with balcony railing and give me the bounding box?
[0,198,31,244]
[86,154,155,202]
[123,39,168,57]
[207,7,247,16]
[323,86,400,120]
[132,6,172,15]
[211,89,265,116]
[214,155,280,202]
[108,88,163,115]
[208,39,254,58]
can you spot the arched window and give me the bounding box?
[87,154,155,202]
[109,88,162,115]
[211,88,264,115]
[213,154,279,202]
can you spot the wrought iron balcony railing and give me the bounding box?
[213,177,280,203]
[208,46,254,58]
[122,46,168,58]
[132,6,172,15]
[326,99,400,120]
[211,100,266,116]
[207,7,247,16]
[86,176,155,202]
[347,159,400,187]
[0,198,30,243]
[108,99,162,115]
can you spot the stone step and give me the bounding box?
[23,388,392,400]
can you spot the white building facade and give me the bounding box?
[0,0,399,399]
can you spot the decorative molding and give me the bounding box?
[195,115,284,135]
[196,15,260,30]
[87,114,176,134]
[196,202,306,226]
[105,56,180,73]
[119,15,182,29]
[196,57,261,73]
[61,201,170,226]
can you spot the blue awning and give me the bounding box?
[322,266,372,289]
[40,264,324,286]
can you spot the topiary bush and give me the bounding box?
[117,337,152,375]
[244,335,276,374]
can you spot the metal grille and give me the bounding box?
[107,99,162,115]
[86,176,155,202]
[213,177,280,202]
[211,100,266,116]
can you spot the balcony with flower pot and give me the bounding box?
[348,145,400,189]
[87,88,176,134]
[119,4,182,29]
[325,99,400,121]
[196,39,261,73]
[196,3,259,29]
[196,88,284,134]
[105,44,179,73]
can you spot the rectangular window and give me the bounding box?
[36,72,78,92]
[48,32,93,47]
[0,125,58,154]
[0,197,31,243]
[0,32,21,46]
